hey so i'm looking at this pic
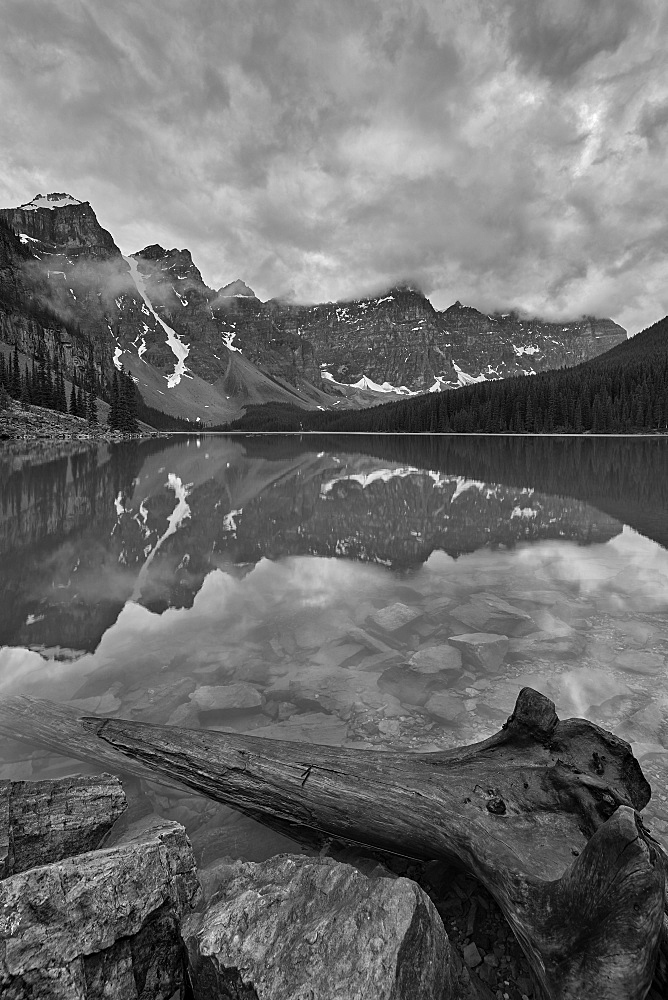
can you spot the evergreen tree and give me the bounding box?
[119,372,139,434]
[10,345,21,398]
[85,349,98,425]
[21,365,31,407]
[108,370,120,430]
[87,387,98,425]
[69,383,78,416]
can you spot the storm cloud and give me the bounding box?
[1,0,667,332]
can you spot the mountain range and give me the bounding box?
[0,193,627,425]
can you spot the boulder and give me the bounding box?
[190,683,262,711]
[368,602,423,633]
[252,712,348,745]
[408,645,463,675]
[0,774,126,878]
[448,633,509,671]
[184,854,455,1000]
[451,594,534,638]
[424,692,466,723]
[0,818,200,999]
[614,651,666,676]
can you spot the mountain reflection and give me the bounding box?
[1,433,665,655]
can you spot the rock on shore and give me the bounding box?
[0,773,126,877]
[0,816,200,999]
[185,853,454,1000]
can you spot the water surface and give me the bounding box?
[1,434,667,862]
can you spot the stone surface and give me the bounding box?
[451,595,534,638]
[0,774,126,878]
[448,634,509,671]
[462,942,483,968]
[252,712,349,744]
[368,602,423,632]
[424,693,466,723]
[166,701,201,728]
[613,651,666,675]
[0,818,200,999]
[190,683,262,711]
[408,645,463,675]
[184,854,454,1000]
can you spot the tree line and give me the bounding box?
[0,342,140,433]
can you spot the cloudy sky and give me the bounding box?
[1,0,667,332]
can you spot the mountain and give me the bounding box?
[264,314,666,435]
[0,193,627,425]
[217,279,257,298]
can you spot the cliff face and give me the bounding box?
[0,194,120,260]
[0,193,627,422]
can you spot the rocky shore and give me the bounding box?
[0,401,154,442]
[0,772,541,1000]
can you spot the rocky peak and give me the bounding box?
[217,278,257,298]
[138,244,168,260]
[135,245,206,286]
[442,300,484,318]
[0,193,119,260]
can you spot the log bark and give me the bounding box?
[0,687,665,1000]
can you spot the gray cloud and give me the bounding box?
[1,0,668,333]
[637,99,668,146]
[503,0,646,81]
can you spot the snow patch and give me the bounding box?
[19,193,83,211]
[132,475,191,600]
[222,329,241,353]
[19,233,40,244]
[125,255,190,387]
[511,506,537,519]
[223,508,243,532]
[113,346,123,370]
[451,478,485,502]
[321,467,449,495]
[452,363,488,386]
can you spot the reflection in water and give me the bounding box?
[0,434,668,864]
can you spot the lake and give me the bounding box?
[1,433,667,865]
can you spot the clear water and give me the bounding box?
[1,433,667,865]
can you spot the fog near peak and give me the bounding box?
[1,0,668,333]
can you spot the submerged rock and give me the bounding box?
[408,645,463,675]
[368,602,423,633]
[451,594,534,638]
[0,817,200,999]
[184,854,455,999]
[190,682,262,711]
[424,692,466,723]
[251,711,348,745]
[0,773,126,878]
[448,633,509,672]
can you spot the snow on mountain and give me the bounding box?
[322,371,417,396]
[18,193,84,211]
[124,255,191,387]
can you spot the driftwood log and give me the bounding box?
[0,687,666,1000]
